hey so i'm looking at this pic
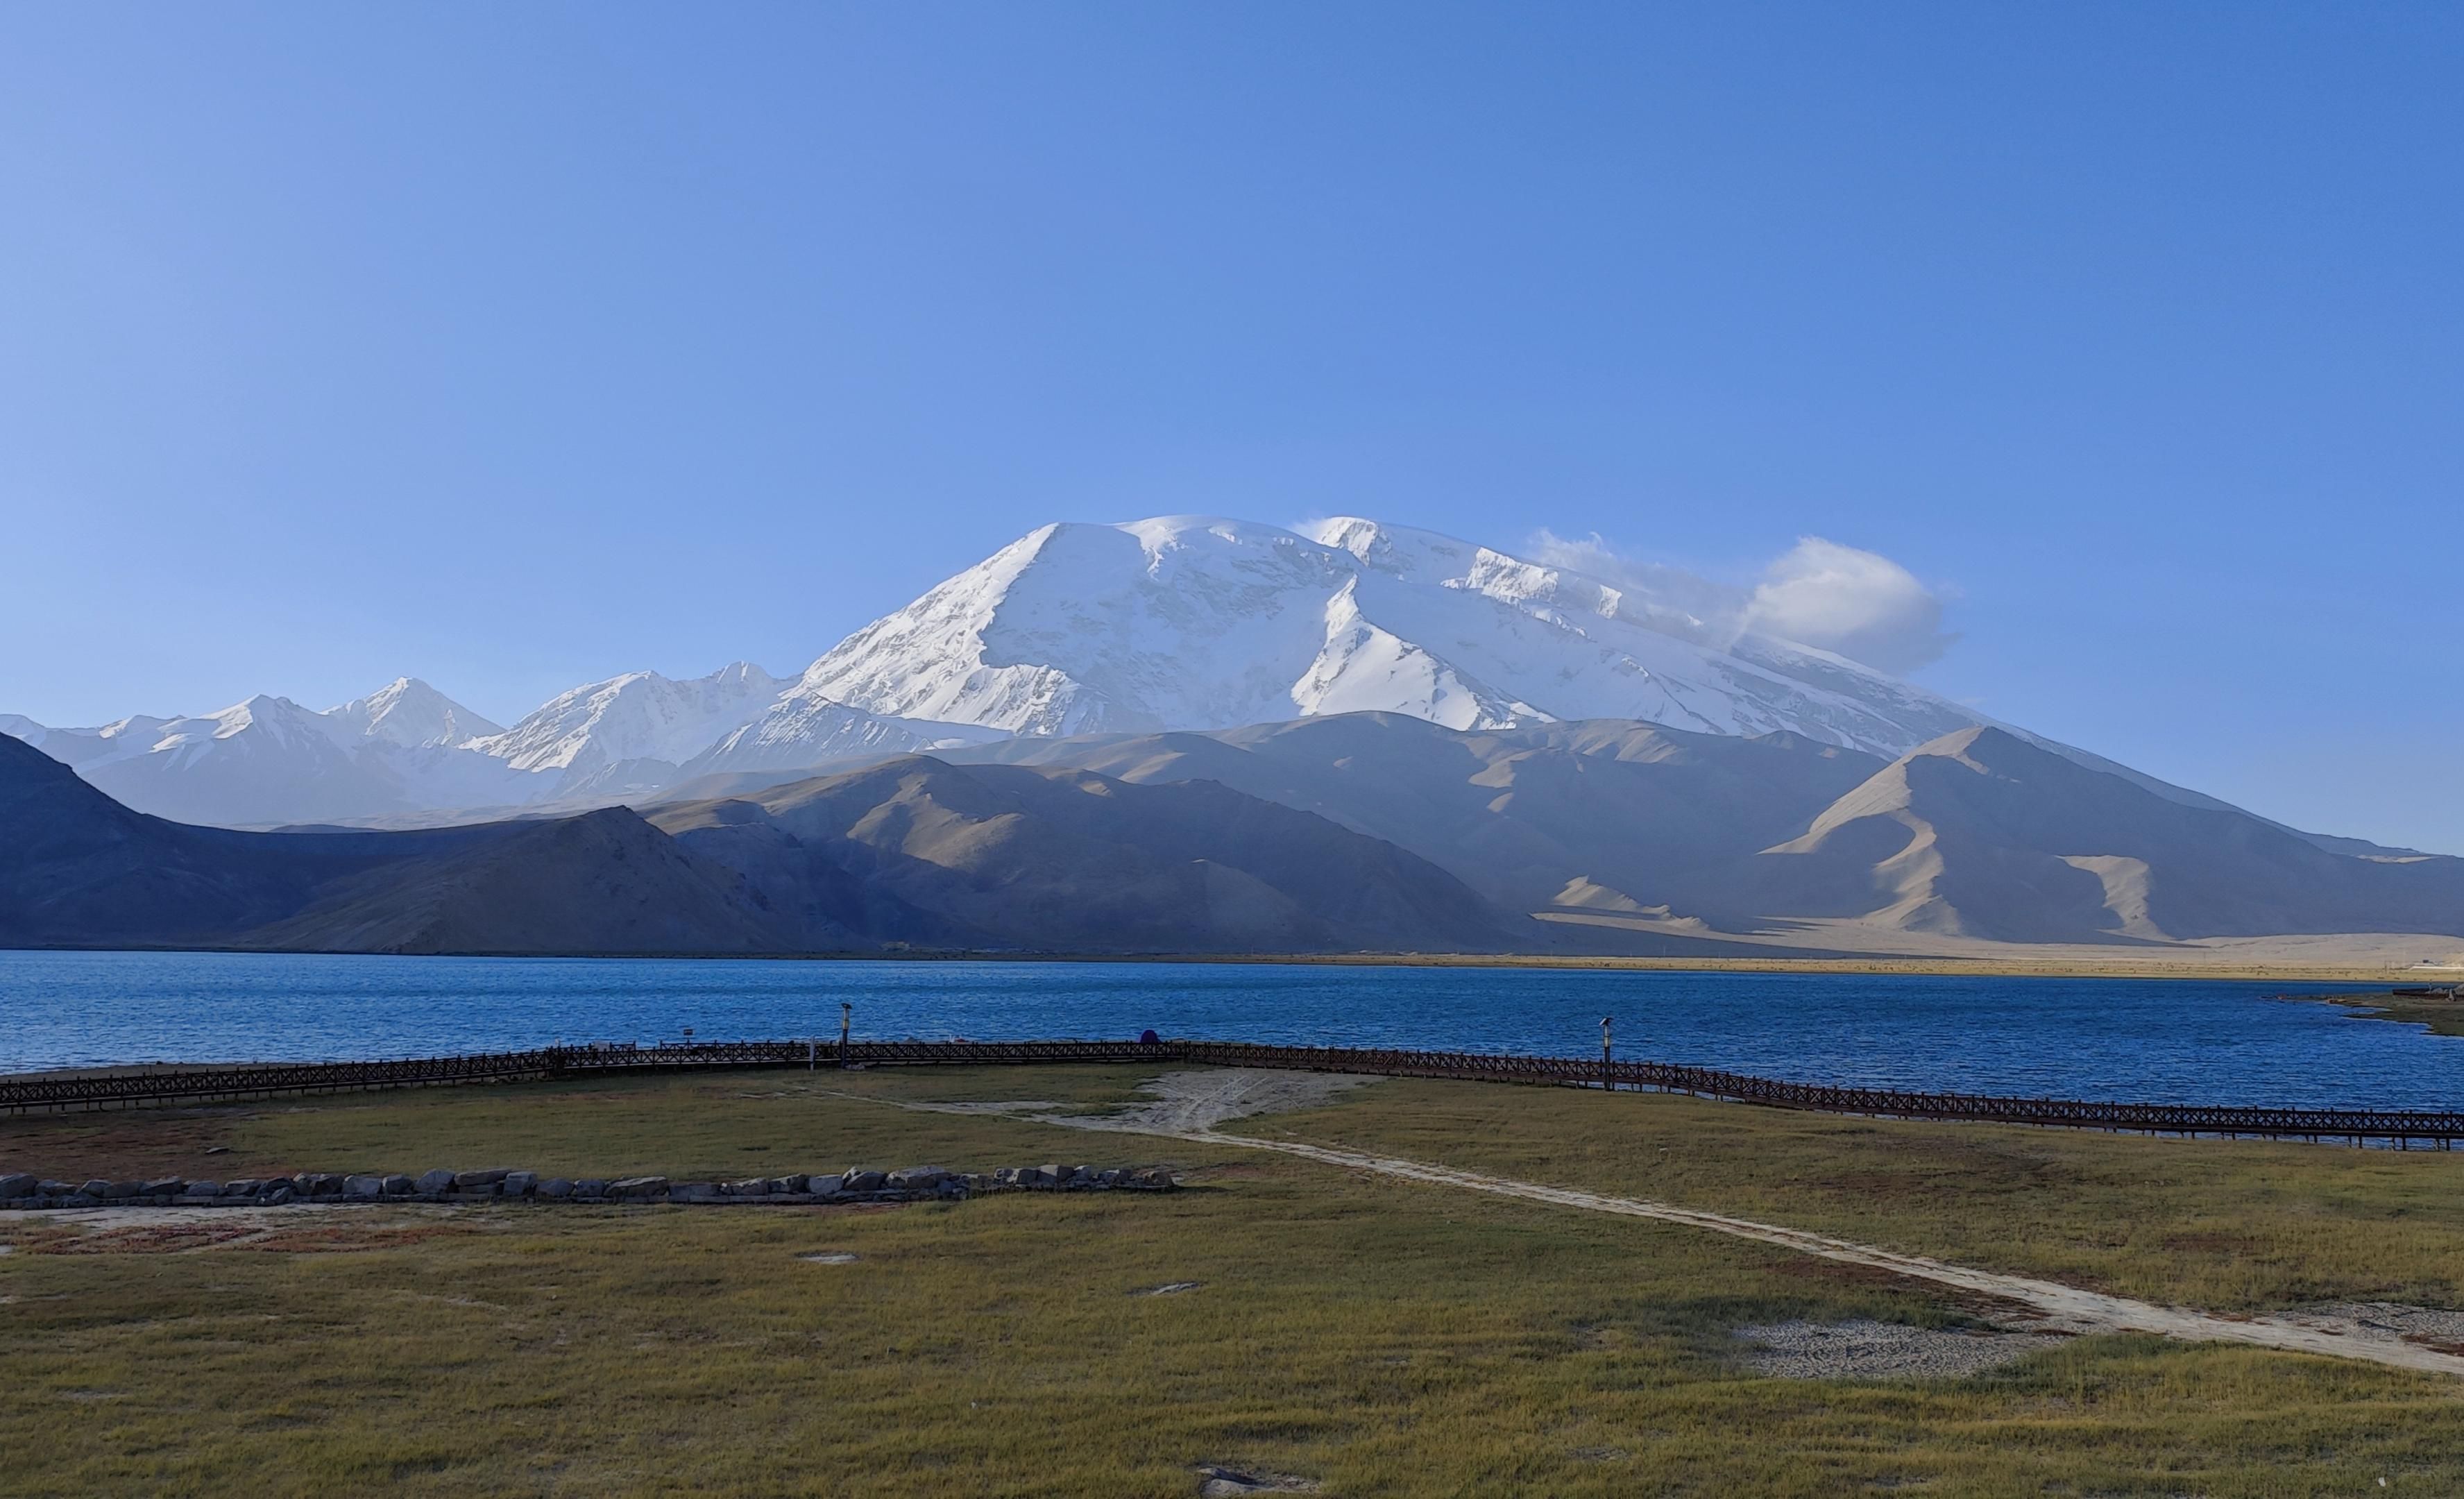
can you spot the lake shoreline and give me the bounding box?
[0,942,2438,984]
[3,951,2440,1106]
[2318,990,2464,1038]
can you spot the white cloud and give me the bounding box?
[1745,537,1956,673]
[1526,530,1956,675]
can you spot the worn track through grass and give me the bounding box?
[865,1071,2464,1380]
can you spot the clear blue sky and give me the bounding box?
[3,6,2457,850]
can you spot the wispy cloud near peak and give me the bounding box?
[1527,530,1957,675]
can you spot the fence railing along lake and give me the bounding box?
[8,1036,2464,1146]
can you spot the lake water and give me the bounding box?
[0,949,2451,1108]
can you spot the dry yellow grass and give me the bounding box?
[4,1066,2463,1495]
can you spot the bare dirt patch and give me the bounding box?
[1737,1319,2069,1380]
[833,1068,1377,1136]
[241,1220,475,1253]
[34,1221,270,1255]
[1,1205,477,1255]
[0,1106,272,1182]
[1108,1070,1379,1133]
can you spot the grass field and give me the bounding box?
[2327,992,2464,1039]
[6,1066,2464,1496]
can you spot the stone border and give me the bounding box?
[0,1164,1175,1210]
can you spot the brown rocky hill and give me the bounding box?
[931,714,2464,947]
[0,731,1525,956]
[1735,727,2464,943]
[649,754,1524,954]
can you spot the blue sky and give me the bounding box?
[2,6,2457,849]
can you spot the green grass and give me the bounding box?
[3,1066,2463,1496]
[1240,1076,2464,1312]
[2328,992,2464,1038]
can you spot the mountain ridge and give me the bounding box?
[1,514,2431,858]
[0,724,1538,958]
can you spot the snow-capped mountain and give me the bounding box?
[794,516,1984,754]
[9,693,500,828]
[679,695,1005,778]
[4,666,1011,828]
[324,677,504,749]
[468,663,792,777]
[6,514,2345,839]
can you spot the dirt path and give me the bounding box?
[871,1071,2464,1380]
[1104,1068,1378,1133]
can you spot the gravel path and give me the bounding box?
[878,1069,2464,1380]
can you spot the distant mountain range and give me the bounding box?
[7,708,2460,959]
[0,725,1517,956]
[6,513,2452,960]
[0,668,994,829]
[4,515,2047,832]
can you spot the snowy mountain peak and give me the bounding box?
[325,677,505,749]
[468,663,790,775]
[1308,516,1481,579]
[793,514,1983,752]
[199,695,326,743]
[679,693,1008,778]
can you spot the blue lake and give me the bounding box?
[0,949,2449,1108]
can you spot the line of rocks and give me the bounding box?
[0,1163,1175,1210]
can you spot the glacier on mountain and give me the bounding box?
[791,516,1982,753]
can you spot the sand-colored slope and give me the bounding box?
[953,713,1884,917]
[653,754,1521,954]
[951,715,2464,950]
[1750,727,2464,943]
